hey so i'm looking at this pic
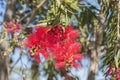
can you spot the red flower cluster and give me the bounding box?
[117,68,120,80]
[106,65,114,76]
[107,66,120,80]
[5,21,22,33]
[24,25,83,68]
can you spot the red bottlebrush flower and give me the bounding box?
[53,41,83,68]
[24,25,83,66]
[24,26,49,63]
[23,33,40,48]
[73,54,83,60]
[55,62,66,68]
[117,68,120,80]
[35,49,49,59]
[47,25,63,44]
[106,66,114,76]
[5,21,22,33]
[67,42,81,54]
[23,26,49,49]
[64,25,79,40]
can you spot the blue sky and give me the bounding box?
[0,0,6,30]
[0,1,6,21]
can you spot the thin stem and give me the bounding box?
[19,0,47,26]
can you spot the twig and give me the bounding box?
[26,0,47,26]
[67,68,78,80]
[19,0,47,26]
[9,56,22,73]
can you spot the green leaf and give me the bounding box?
[64,0,72,5]
[70,3,80,11]
[115,57,119,68]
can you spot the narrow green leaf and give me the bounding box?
[70,3,80,11]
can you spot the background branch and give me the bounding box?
[25,0,47,27]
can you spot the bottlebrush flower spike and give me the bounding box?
[117,68,120,80]
[5,21,22,33]
[65,25,79,40]
[106,66,113,76]
[24,25,83,68]
[47,25,63,44]
[23,26,49,49]
[54,41,83,68]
